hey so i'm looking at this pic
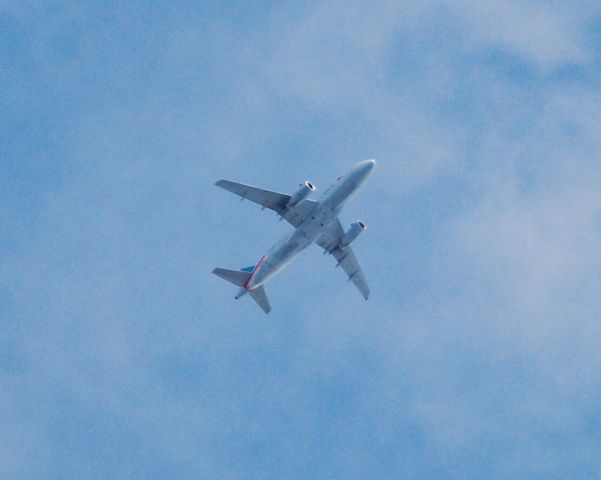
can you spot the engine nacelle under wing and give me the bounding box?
[286,181,316,208]
[340,221,366,247]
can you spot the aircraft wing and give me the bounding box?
[315,219,370,300]
[215,179,317,228]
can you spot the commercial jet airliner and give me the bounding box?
[212,159,376,313]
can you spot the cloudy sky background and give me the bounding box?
[2,1,601,478]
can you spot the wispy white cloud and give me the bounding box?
[454,0,595,68]
[2,1,601,478]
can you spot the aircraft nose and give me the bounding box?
[358,159,376,175]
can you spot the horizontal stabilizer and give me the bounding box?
[249,285,271,314]
[212,268,250,287]
[212,268,271,314]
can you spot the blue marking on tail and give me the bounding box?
[240,265,255,272]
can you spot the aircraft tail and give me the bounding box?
[248,286,271,314]
[212,268,272,314]
[212,267,250,287]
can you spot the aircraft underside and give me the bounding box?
[212,159,375,313]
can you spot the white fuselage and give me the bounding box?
[245,160,375,291]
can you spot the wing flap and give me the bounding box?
[215,179,318,228]
[215,180,290,214]
[333,246,370,299]
[315,219,370,299]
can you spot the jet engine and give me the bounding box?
[286,181,316,208]
[340,221,366,247]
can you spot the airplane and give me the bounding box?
[212,159,376,313]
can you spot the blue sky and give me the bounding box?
[2,1,601,478]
